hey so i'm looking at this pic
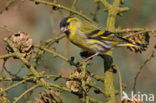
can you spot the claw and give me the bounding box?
[82,52,100,62]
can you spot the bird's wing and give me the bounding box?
[84,28,138,47]
[79,20,99,35]
[79,20,139,47]
[79,20,116,39]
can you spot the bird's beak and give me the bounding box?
[60,27,68,34]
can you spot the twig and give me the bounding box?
[133,45,156,93]
[113,64,122,100]
[33,34,66,68]
[0,76,34,82]
[34,44,80,67]
[98,0,129,13]
[87,83,106,96]
[87,71,104,82]
[14,64,25,76]
[40,79,72,93]
[0,74,76,83]
[71,0,77,10]
[13,84,40,103]
[45,34,66,45]
[0,77,34,93]
[0,0,16,14]
[2,60,18,77]
[34,44,68,61]
[113,28,156,37]
[98,0,111,10]
[0,53,16,76]
[0,53,16,59]
[91,1,100,21]
[0,25,14,34]
[30,0,97,26]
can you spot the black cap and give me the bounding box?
[60,17,71,28]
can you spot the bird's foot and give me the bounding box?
[82,52,100,62]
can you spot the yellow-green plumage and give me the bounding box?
[60,17,141,54]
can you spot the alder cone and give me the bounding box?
[0,94,10,103]
[34,89,63,103]
[126,32,150,53]
[6,32,33,58]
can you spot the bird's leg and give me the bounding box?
[82,52,100,62]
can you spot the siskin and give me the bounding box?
[60,17,144,61]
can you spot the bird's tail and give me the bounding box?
[125,32,150,53]
[116,35,146,52]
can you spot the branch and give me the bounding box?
[0,77,34,93]
[87,71,104,82]
[30,0,97,26]
[4,37,40,76]
[113,64,123,100]
[101,0,128,102]
[97,0,129,13]
[45,34,66,45]
[39,79,72,93]
[118,7,129,13]
[81,62,89,102]
[89,97,103,103]
[71,0,77,10]
[2,60,19,77]
[87,83,106,96]
[98,0,112,10]
[0,0,17,14]
[133,45,156,93]
[13,84,40,103]
[34,44,80,67]
[0,76,34,82]
[33,34,66,68]
[114,28,156,37]
[0,53,16,59]
[35,44,68,61]
[0,53,16,76]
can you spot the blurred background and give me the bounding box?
[0,0,156,103]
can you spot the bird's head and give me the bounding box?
[60,17,80,35]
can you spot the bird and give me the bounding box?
[59,17,144,62]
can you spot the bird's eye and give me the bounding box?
[66,22,70,26]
